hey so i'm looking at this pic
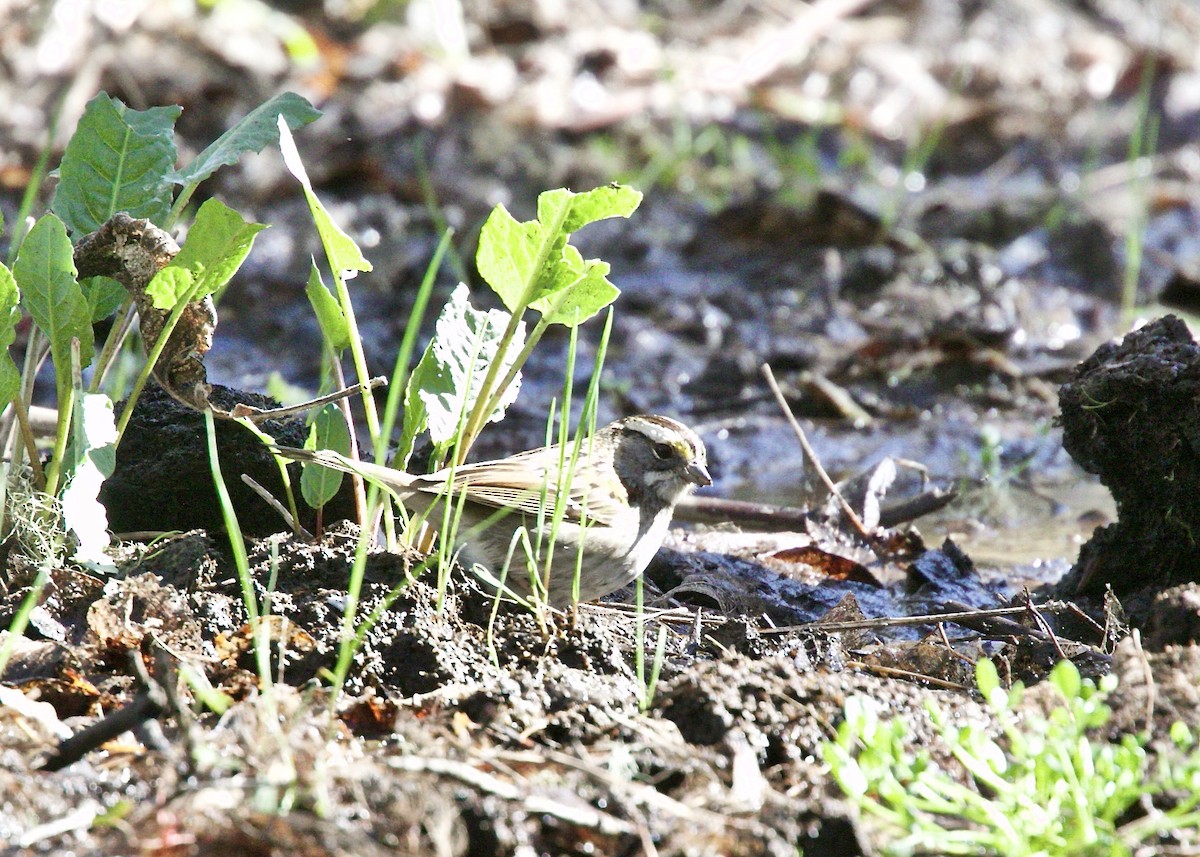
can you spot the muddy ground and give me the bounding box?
[4,0,1200,854]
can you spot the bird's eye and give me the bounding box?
[653,442,673,460]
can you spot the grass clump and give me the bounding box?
[823,659,1200,856]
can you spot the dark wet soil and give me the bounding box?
[5,0,1200,853]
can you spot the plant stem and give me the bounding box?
[88,299,137,393]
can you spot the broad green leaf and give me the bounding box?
[305,261,349,349]
[530,257,618,327]
[301,403,351,508]
[168,198,266,303]
[61,391,117,567]
[145,266,195,311]
[0,263,21,406]
[533,242,588,297]
[14,215,94,382]
[83,276,128,322]
[401,284,524,457]
[476,186,641,316]
[277,118,371,279]
[143,201,265,310]
[474,204,544,312]
[173,92,320,187]
[51,93,181,236]
[537,185,642,234]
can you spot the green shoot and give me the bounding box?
[277,119,380,448]
[204,409,258,624]
[458,185,640,461]
[12,214,93,494]
[825,658,1200,856]
[379,228,452,468]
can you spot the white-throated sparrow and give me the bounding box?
[276,415,710,606]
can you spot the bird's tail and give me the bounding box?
[271,446,418,497]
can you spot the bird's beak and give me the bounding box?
[687,461,712,487]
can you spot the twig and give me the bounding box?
[40,644,172,772]
[935,622,976,665]
[874,487,958,528]
[761,363,881,553]
[760,601,1081,635]
[227,376,388,422]
[241,474,312,539]
[675,488,956,530]
[846,660,969,691]
[1023,592,1067,661]
[674,494,812,529]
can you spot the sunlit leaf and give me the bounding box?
[51,93,180,236]
[301,404,351,508]
[174,92,320,187]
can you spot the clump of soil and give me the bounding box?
[1057,316,1200,627]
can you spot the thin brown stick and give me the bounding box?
[760,601,1081,635]
[1023,592,1067,661]
[846,660,969,691]
[227,375,388,422]
[935,621,976,665]
[241,474,312,539]
[674,488,956,530]
[761,363,880,552]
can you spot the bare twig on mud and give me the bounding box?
[761,363,882,553]
[229,376,388,423]
[1023,593,1068,661]
[846,660,970,691]
[675,487,956,530]
[936,622,977,665]
[241,474,313,539]
[759,601,1082,635]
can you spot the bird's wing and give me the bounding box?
[439,453,629,526]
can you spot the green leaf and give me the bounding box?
[1050,659,1082,701]
[50,93,181,236]
[83,276,128,322]
[0,263,22,406]
[173,92,321,187]
[975,657,999,698]
[401,284,524,457]
[305,261,349,349]
[475,186,641,318]
[14,215,94,385]
[537,185,642,234]
[143,200,265,311]
[277,118,371,280]
[61,391,117,567]
[169,198,266,302]
[144,266,195,312]
[301,404,351,508]
[474,204,546,312]
[529,247,618,327]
